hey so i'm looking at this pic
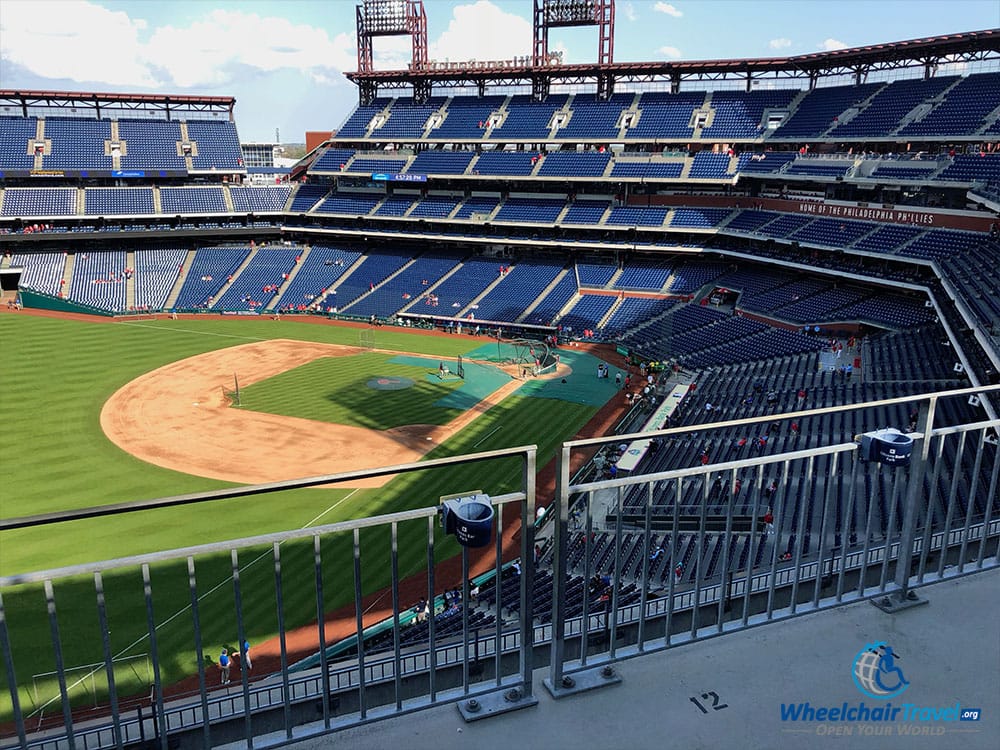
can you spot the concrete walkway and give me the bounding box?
[242,568,999,750]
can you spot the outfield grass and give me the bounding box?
[0,314,603,720]
[238,352,465,429]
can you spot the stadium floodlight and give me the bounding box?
[362,0,409,35]
[544,0,598,25]
[356,0,429,80]
[534,0,613,70]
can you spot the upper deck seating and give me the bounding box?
[187,120,243,171]
[830,76,957,138]
[701,89,797,140]
[628,91,704,139]
[118,119,186,170]
[434,96,506,139]
[311,148,356,172]
[42,117,112,170]
[336,100,389,138]
[900,72,1000,137]
[374,98,446,140]
[0,116,37,170]
[557,93,634,140]
[770,82,881,138]
[490,95,568,140]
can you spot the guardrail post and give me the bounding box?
[873,400,934,612]
[543,444,621,698]
[458,446,539,720]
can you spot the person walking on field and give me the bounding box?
[240,639,252,671]
[219,648,231,685]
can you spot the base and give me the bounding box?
[870,590,929,614]
[542,664,622,699]
[456,685,539,722]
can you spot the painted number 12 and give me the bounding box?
[690,691,728,714]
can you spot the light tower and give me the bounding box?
[355,0,430,103]
[532,0,615,98]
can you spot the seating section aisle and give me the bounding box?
[375,98,445,140]
[771,82,882,138]
[559,294,618,333]
[330,250,414,311]
[409,195,460,218]
[416,257,500,314]
[134,247,187,310]
[628,91,704,139]
[289,185,330,212]
[214,247,301,310]
[335,100,388,139]
[471,259,565,322]
[172,246,252,309]
[527,273,578,325]
[830,76,956,138]
[276,244,362,312]
[344,254,461,318]
[311,148,356,172]
[702,89,797,140]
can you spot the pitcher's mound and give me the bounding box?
[367,376,415,390]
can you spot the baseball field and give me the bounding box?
[0,311,620,721]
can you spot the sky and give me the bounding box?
[1,0,998,142]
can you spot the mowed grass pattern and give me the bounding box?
[0,314,601,719]
[238,353,465,429]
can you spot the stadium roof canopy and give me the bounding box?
[0,90,236,119]
[347,28,1000,102]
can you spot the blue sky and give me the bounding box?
[1,0,997,142]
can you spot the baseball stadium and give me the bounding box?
[0,2,998,749]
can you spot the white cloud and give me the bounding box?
[0,1,157,87]
[769,38,792,50]
[820,38,848,51]
[659,46,683,59]
[0,1,354,89]
[653,2,683,18]
[429,1,533,63]
[622,2,638,22]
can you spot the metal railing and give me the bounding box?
[1,387,999,748]
[0,446,539,750]
[545,383,1000,696]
